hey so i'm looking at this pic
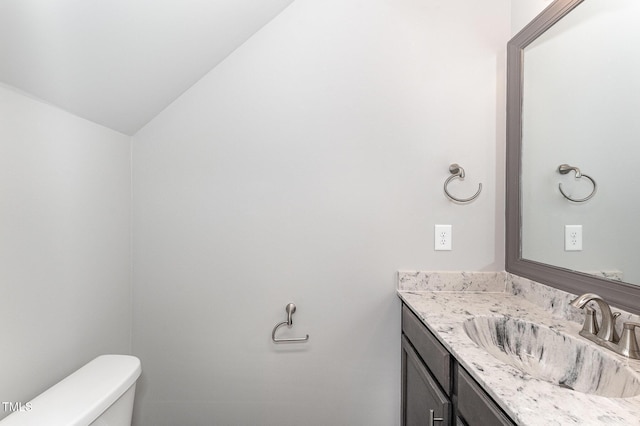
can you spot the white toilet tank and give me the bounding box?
[0,355,141,426]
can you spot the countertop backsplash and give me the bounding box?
[397,271,506,293]
[398,270,640,330]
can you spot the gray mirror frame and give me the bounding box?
[505,0,640,315]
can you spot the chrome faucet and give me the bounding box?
[570,293,616,342]
[571,293,639,359]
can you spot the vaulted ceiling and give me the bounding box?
[0,0,295,135]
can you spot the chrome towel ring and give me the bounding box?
[557,164,597,202]
[272,303,309,343]
[443,163,482,203]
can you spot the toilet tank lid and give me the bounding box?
[0,354,141,426]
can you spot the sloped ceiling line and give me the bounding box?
[0,0,295,135]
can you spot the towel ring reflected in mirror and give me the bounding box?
[557,164,597,203]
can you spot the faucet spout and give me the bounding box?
[570,293,616,342]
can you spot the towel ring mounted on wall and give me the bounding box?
[557,164,597,202]
[443,163,482,203]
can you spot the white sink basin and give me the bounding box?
[463,316,640,398]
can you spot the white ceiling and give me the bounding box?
[0,0,295,135]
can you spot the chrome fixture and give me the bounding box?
[617,323,640,359]
[582,307,599,336]
[443,163,482,203]
[429,409,444,425]
[571,293,639,359]
[571,293,616,342]
[271,303,309,343]
[557,164,597,202]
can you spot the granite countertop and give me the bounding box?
[398,289,640,425]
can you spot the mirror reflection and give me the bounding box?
[520,0,640,284]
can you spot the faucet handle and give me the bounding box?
[617,322,640,359]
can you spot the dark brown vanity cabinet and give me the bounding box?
[401,304,516,426]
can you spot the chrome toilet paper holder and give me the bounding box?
[271,303,309,343]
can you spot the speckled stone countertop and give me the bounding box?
[397,271,640,426]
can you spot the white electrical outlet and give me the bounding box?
[565,225,583,251]
[435,225,452,251]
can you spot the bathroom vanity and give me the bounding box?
[402,304,514,425]
[398,271,640,426]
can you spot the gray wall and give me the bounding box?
[132,0,509,425]
[0,84,132,420]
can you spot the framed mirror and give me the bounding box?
[506,0,640,315]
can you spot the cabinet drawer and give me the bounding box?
[402,336,451,426]
[402,305,451,393]
[457,368,515,426]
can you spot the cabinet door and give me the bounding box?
[457,368,515,426]
[402,336,451,426]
